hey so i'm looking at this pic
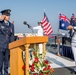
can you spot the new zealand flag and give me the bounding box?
[59,13,70,30]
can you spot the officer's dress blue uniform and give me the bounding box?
[0,20,14,75]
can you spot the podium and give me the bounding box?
[9,36,48,75]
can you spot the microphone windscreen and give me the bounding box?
[23,21,27,25]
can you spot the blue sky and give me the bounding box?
[0,0,76,34]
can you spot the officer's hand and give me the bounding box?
[67,25,73,30]
[0,15,6,20]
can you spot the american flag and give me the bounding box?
[41,13,53,36]
[59,13,70,30]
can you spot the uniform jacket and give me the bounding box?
[0,20,14,49]
[33,26,43,36]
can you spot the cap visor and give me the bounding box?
[6,14,11,16]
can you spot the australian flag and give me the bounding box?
[59,13,70,30]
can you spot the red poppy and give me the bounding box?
[44,60,49,64]
[39,73,44,75]
[34,58,39,63]
[30,66,35,72]
[43,67,47,71]
[47,65,51,69]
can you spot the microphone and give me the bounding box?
[23,21,27,25]
[23,21,34,34]
[23,21,31,28]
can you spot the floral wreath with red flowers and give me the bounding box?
[22,44,54,75]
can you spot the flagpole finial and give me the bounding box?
[44,9,45,12]
[58,12,62,15]
[72,13,74,15]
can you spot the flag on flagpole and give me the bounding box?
[41,12,53,36]
[71,13,75,19]
[69,14,75,37]
[70,14,75,26]
[59,13,70,30]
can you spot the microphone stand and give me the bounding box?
[30,27,34,34]
[23,21,34,35]
[28,25,34,34]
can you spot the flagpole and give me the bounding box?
[58,13,60,38]
[43,9,45,14]
[57,13,61,56]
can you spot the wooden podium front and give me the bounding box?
[9,36,48,75]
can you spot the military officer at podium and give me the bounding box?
[0,9,14,75]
